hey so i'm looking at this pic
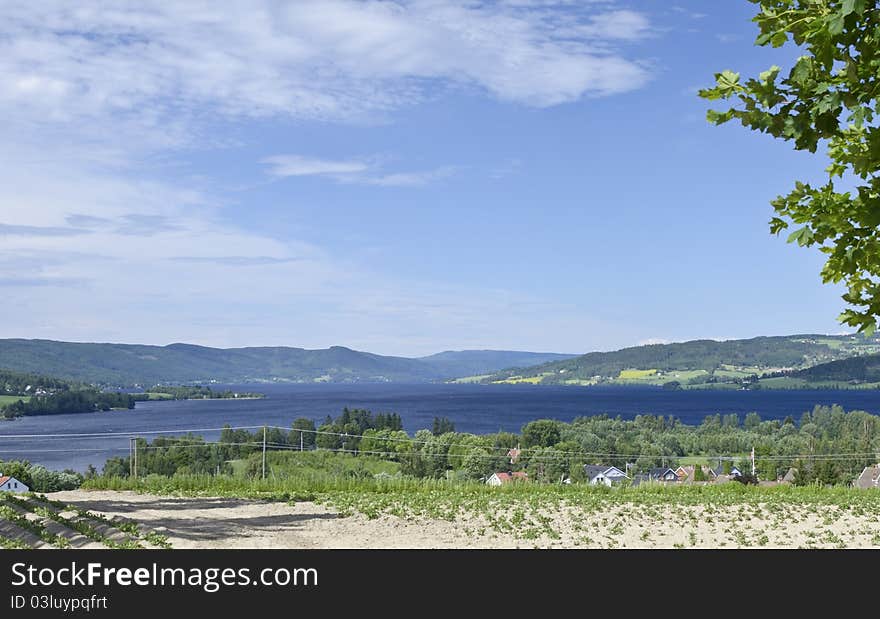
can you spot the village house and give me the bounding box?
[486,471,528,486]
[855,464,880,489]
[709,465,743,479]
[584,465,628,486]
[0,475,29,493]
[675,464,718,483]
[631,468,678,487]
[648,467,678,482]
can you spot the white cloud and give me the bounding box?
[364,167,457,187]
[716,33,742,44]
[261,155,370,178]
[582,10,652,41]
[0,1,654,353]
[262,155,455,187]
[0,0,652,141]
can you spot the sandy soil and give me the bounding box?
[48,490,880,549]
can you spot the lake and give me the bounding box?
[2,383,880,472]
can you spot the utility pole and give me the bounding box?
[262,426,267,480]
[133,438,138,480]
[300,429,304,452]
[751,446,756,478]
[129,438,133,478]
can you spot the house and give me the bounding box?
[648,467,678,482]
[631,468,677,487]
[675,465,715,483]
[0,475,29,493]
[855,464,880,489]
[584,465,628,486]
[506,446,521,464]
[486,471,528,486]
[708,465,743,481]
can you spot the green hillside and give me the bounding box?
[482,334,880,388]
[0,340,577,387]
[794,353,880,384]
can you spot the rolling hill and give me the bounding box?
[0,339,578,386]
[794,353,880,383]
[480,334,880,387]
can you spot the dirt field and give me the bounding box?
[42,490,880,549]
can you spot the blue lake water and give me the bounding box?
[2,383,880,472]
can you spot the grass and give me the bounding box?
[449,374,494,384]
[233,450,401,480]
[618,369,658,380]
[492,374,548,384]
[143,392,175,400]
[755,376,880,389]
[0,394,31,406]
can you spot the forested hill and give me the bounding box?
[482,334,880,386]
[418,350,577,377]
[0,339,577,386]
[794,354,880,383]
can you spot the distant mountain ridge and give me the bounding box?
[0,339,578,386]
[481,334,880,388]
[4,335,880,389]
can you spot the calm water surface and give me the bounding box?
[2,383,880,471]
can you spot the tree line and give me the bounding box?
[93,405,879,487]
[1,390,135,419]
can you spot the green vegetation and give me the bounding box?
[0,493,169,549]
[0,339,577,386]
[81,473,880,548]
[0,367,138,419]
[618,369,658,380]
[484,334,880,388]
[138,385,263,400]
[700,1,880,334]
[92,405,880,490]
[0,368,75,394]
[0,459,84,492]
[1,390,135,419]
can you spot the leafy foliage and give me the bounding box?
[700,0,880,333]
[1,390,135,419]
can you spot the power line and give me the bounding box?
[1,424,877,463]
[0,425,267,440]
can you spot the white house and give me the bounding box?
[486,471,528,486]
[0,475,29,493]
[584,465,628,486]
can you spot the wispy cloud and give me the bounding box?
[262,155,455,187]
[0,224,87,237]
[716,33,742,44]
[169,256,301,266]
[671,6,707,20]
[364,167,457,187]
[260,156,370,178]
[0,0,653,146]
[0,1,654,352]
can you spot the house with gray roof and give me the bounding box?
[855,464,880,489]
[584,465,628,486]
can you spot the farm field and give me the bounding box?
[0,395,30,406]
[0,492,169,549]
[45,477,880,549]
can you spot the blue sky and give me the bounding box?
[0,1,848,356]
